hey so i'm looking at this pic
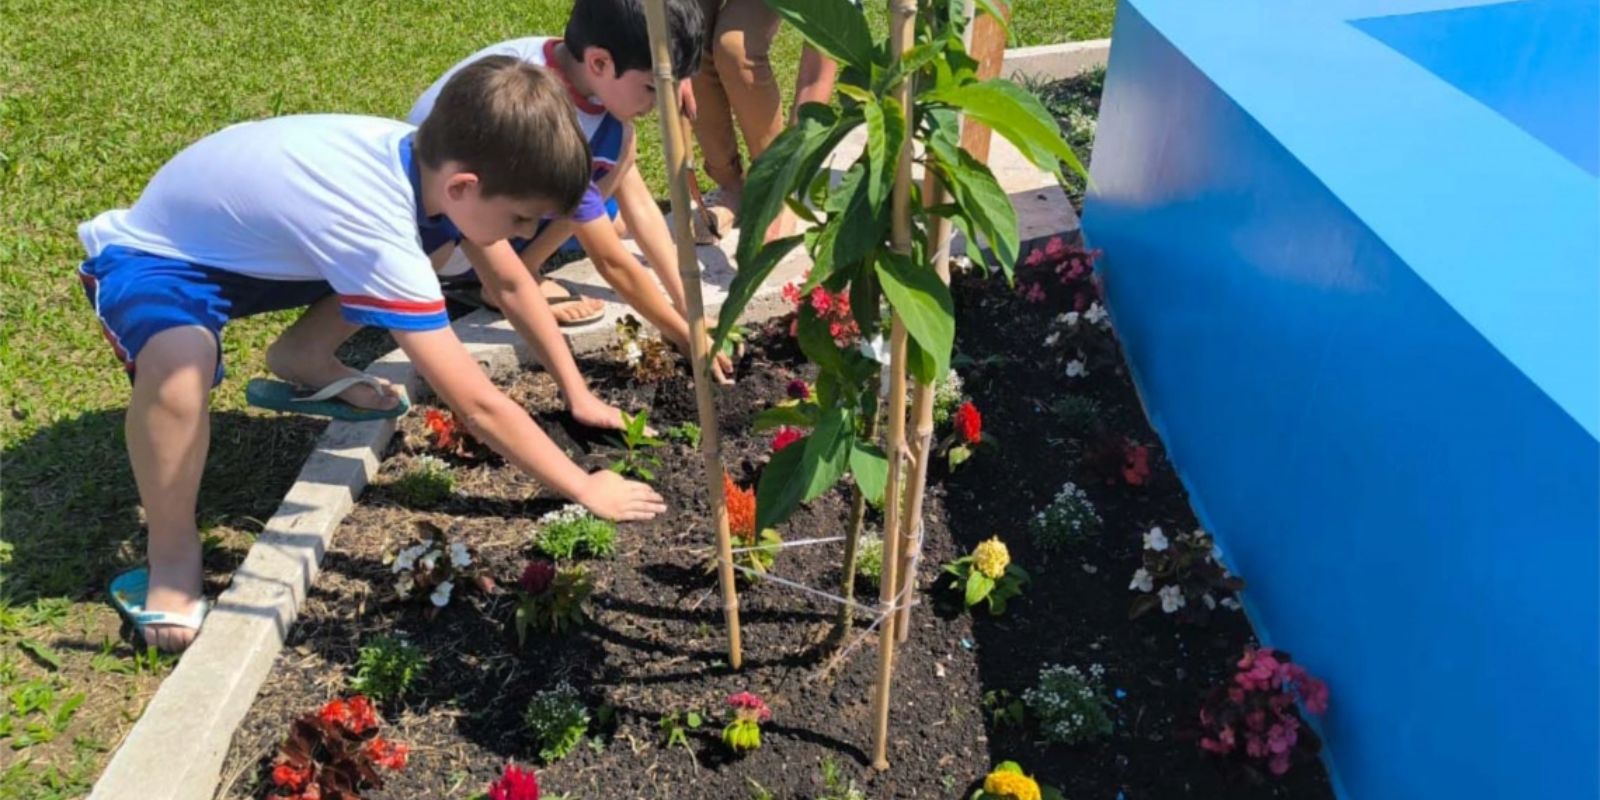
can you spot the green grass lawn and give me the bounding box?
[0,0,1111,793]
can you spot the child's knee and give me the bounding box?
[134,326,219,400]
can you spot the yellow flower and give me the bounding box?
[983,770,1041,800]
[972,537,1011,579]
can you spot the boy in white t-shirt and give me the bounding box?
[79,57,665,653]
[410,0,733,382]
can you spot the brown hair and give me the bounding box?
[414,55,591,211]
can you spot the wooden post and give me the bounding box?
[960,0,1011,163]
[641,0,742,669]
[870,0,920,772]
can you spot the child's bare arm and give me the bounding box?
[613,161,689,315]
[458,239,630,429]
[390,325,665,521]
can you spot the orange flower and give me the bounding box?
[364,737,409,771]
[724,472,756,544]
[317,698,349,728]
[344,695,378,735]
[424,408,457,450]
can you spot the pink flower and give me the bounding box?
[771,427,803,453]
[1044,236,1067,259]
[1024,282,1047,304]
[786,379,811,400]
[1024,247,1046,268]
[519,560,556,595]
[1268,752,1291,776]
[808,287,833,315]
[1245,732,1267,758]
[781,282,802,307]
[727,691,772,723]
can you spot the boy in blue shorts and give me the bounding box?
[79,57,665,652]
[409,0,734,383]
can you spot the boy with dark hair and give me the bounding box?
[82,57,664,653]
[409,0,734,382]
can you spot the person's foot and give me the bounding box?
[265,343,402,411]
[539,280,606,325]
[142,536,205,652]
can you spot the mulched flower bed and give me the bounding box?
[217,249,1334,799]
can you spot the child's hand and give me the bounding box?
[578,470,667,521]
[711,350,735,385]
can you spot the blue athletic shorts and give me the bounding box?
[79,245,333,385]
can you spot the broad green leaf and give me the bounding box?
[862,98,888,209]
[848,442,889,505]
[756,408,853,531]
[905,335,939,384]
[737,106,837,268]
[970,0,1015,44]
[848,266,881,334]
[765,0,877,72]
[796,309,849,377]
[714,234,802,351]
[812,164,887,282]
[965,571,994,606]
[876,252,955,380]
[928,136,1020,276]
[928,79,1088,181]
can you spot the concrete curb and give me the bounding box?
[1004,38,1111,82]
[90,112,1083,800]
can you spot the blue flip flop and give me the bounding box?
[246,374,410,421]
[108,565,210,643]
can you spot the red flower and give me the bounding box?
[271,762,312,791]
[317,698,349,728]
[519,560,556,595]
[364,737,409,771]
[344,695,378,735]
[1122,442,1150,486]
[424,408,457,450]
[771,426,803,453]
[727,691,772,722]
[781,282,803,307]
[954,401,982,445]
[487,763,541,800]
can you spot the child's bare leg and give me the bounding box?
[126,326,215,652]
[264,295,403,410]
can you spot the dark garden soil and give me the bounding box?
[217,260,1333,799]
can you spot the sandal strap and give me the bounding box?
[292,374,385,403]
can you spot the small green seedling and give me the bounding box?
[664,421,702,449]
[610,410,663,481]
[351,635,428,703]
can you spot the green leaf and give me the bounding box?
[928,135,1020,276]
[686,712,703,728]
[796,310,850,377]
[947,443,971,469]
[856,94,906,212]
[970,0,1014,43]
[995,761,1025,775]
[965,571,995,607]
[765,0,877,71]
[815,163,888,279]
[905,335,939,385]
[736,105,837,267]
[756,408,853,531]
[875,252,955,380]
[927,79,1088,181]
[848,442,889,506]
[752,403,815,432]
[17,640,61,671]
[714,234,802,351]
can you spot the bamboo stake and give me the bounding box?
[835,413,880,636]
[641,0,742,669]
[870,0,920,771]
[894,0,1006,644]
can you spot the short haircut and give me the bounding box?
[564,0,705,81]
[414,55,590,210]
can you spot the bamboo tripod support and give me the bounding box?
[641,0,742,669]
[870,0,921,771]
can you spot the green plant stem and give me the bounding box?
[835,413,881,636]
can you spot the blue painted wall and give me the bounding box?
[1083,1,1599,797]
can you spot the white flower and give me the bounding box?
[1202,593,1216,610]
[1143,527,1169,552]
[430,580,455,608]
[1220,597,1242,611]
[1159,584,1185,613]
[394,575,414,598]
[857,333,890,364]
[1065,359,1089,378]
[1084,302,1109,327]
[1129,568,1153,593]
[449,541,473,569]
[624,341,643,367]
[1062,311,1081,327]
[392,542,430,573]
[1043,331,1061,347]
[538,504,587,526]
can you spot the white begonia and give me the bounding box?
[1202,593,1217,610]
[392,542,431,573]
[1159,584,1185,613]
[1143,527,1170,552]
[1220,597,1243,611]
[395,574,415,598]
[418,549,440,573]
[1084,302,1109,327]
[624,341,643,367]
[1043,331,1061,347]
[1065,359,1089,378]
[430,580,455,608]
[1129,568,1154,593]
[1053,312,1073,325]
[1063,311,1082,327]
[449,541,473,569]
